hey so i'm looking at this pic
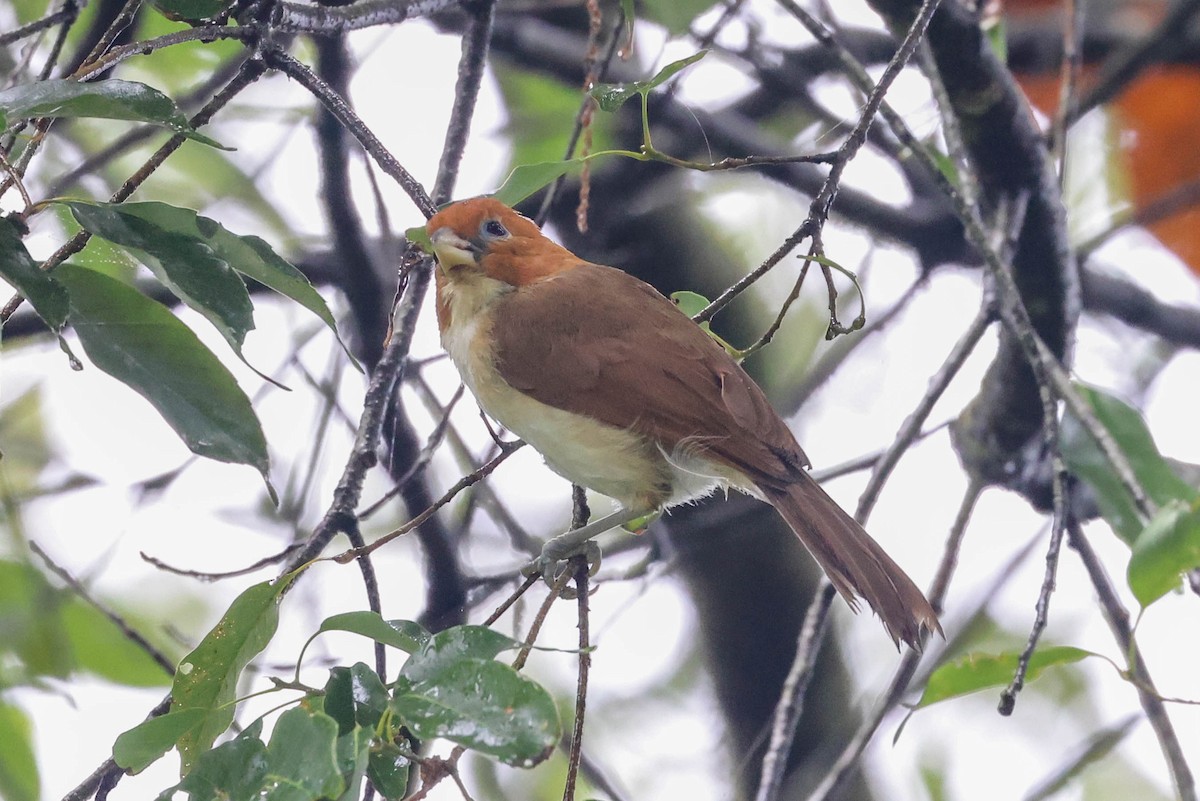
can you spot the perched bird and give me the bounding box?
[426,197,939,648]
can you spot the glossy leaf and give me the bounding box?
[65,200,256,361]
[324,663,389,734]
[113,708,206,773]
[0,217,68,330]
[366,743,410,801]
[492,149,643,207]
[916,646,1094,708]
[492,159,583,207]
[590,51,707,111]
[55,264,272,489]
[0,702,39,801]
[1128,499,1200,607]
[63,200,354,368]
[316,612,430,655]
[398,625,522,684]
[261,708,344,801]
[0,79,222,147]
[393,658,559,766]
[1061,384,1198,544]
[170,577,293,772]
[170,720,269,801]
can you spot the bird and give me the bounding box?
[425,196,940,648]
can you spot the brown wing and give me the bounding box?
[491,262,809,488]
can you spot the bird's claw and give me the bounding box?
[522,540,601,595]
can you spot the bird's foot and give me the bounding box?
[522,540,601,594]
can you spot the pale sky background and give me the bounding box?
[4,2,1200,800]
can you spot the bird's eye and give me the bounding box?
[483,219,509,238]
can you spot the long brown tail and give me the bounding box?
[760,475,941,649]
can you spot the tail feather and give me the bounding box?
[760,476,941,649]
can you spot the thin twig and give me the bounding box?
[62,697,172,801]
[75,0,143,72]
[358,384,465,520]
[140,542,302,580]
[806,479,984,801]
[1049,0,1084,180]
[263,48,434,217]
[481,574,540,627]
[0,4,76,46]
[333,441,525,562]
[562,556,591,801]
[752,582,837,801]
[698,0,942,325]
[1067,520,1196,801]
[1069,0,1200,123]
[342,520,387,682]
[268,0,459,35]
[535,7,626,225]
[512,569,575,672]
[855,302,993,519]
[30,542,175,675]
[432,0,497,206]
[0,55,268,322]
[72,26,256,81]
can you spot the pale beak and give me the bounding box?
[430,228,479,272]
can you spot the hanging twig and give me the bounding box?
[752,583,837,801]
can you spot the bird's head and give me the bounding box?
[426,197,576,288]
[427,197,581,333]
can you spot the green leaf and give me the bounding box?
[1023,715,1137,801]
[62,598,172,687]
[639,0,718,34]
[916,646,1095,708]
[170,577,294,772]
[151,0,230,21]
[333,725,371,801]
[669,290,739,356]
[323,663,389,734]
[55,263,272,490]
[172,720,269,801]
[493,160,584,207]
[316,612,430,655]
[392,659,559,767]
[65,200,256,364]
[984,16,1008,63]
[113,708,207,773]
[0,388,52,493]
[261,708,344,801]
[0,559,72,678]
[399,625,522,685]
[405,226,433,254]
[1127,499,1200,607]
[0,702,39,801]
[0,216,69,330]
[492,149,644,207]
[366,743,410,801]
[1062,384,1199,544]
[63,200,355,369]
[0,79,224,148]
[590,51,707,111]
[494,66,614,175]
